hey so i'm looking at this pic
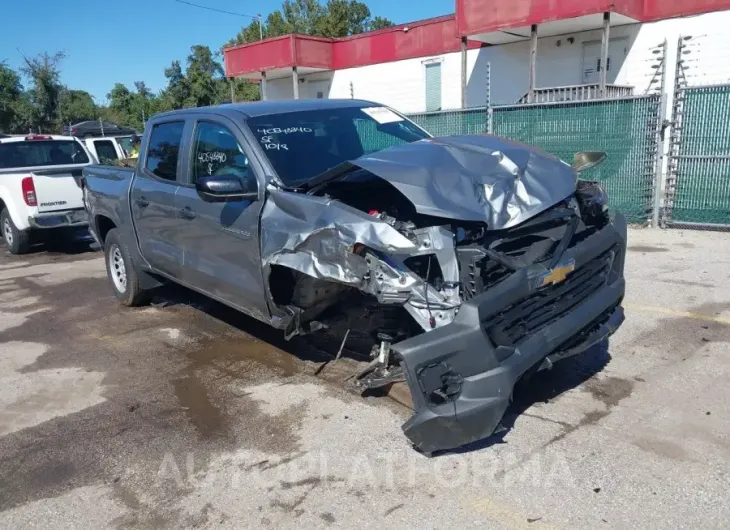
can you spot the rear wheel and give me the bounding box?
[104,228,149,306]
[1,208,31,254]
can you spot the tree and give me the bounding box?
[282,0,327,35]
[19,51,66,131]
[57,89,96,128]
[226,0,393,46]
[370,16,394,30]
[185,45,224,108]
[317,0,370,37]
[161,60,190,110]
[0,62,24,132]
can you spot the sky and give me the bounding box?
[0,0,454,103]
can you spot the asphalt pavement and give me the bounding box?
[0,227,728,529]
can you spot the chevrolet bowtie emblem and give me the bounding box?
[540,259,576,287]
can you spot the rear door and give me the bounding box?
[174,118,269,319]
[130,120,187,279]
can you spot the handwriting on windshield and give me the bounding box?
[256,127,312,152]
[263,141,288,151]
[256,127,313,135]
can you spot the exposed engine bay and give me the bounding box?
[260,162,610,393]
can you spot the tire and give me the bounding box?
[104,228,149,306]
[1,208,31,254]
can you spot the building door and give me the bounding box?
[307,80,330,99]
[581,38,628,84]
[425,62,442,111]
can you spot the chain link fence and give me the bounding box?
[664,35,730,228]
[493,97,662,224]
[406,107,490,137]
[665,84,730,226]
[405,95,662,224]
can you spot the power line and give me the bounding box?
[173,0,259,19]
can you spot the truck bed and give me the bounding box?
[82,164,137,242]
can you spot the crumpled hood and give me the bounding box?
[350,134,577,230]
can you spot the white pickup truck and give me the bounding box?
[0,134,93,254]
[83,135,135,164]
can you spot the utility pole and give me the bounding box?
[257,14,263,40]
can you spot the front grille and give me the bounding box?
[482,246,618,348]
[457,200,599,300]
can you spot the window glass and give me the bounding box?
[353,119,409,154]
[0,140,89,169]
[145,122,184,181]
[117,136,133,155]
[94,140,118,162]
[246,106,429,187]
[192,122,251,182]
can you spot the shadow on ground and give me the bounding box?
[1,228,98,257]
[148,283,342,365]
[443,340,611,456]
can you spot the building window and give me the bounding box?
[425,62,442,112]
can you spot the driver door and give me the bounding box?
[174,118,269,320]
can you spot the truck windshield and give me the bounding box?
[246,106,430,187]
[0,140,89,169]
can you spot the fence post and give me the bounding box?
[651,39,668,228]
[664,35,690,227]
[486,62,493,134]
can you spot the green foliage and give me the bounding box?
[0,0,392,134]
[57,89,96,128]
[186,45,224,108]
[227,0,394,45]
[0,62,24,132]
[19,51,66,131]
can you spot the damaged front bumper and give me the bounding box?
[392,213,627,454]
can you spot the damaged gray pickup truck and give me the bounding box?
[82,99,626,454]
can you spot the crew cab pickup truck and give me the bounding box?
[83,100,627,454]
[0,134,93,254]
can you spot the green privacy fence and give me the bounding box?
[407,107,490,137]
[405,96,661,224]
[665,85,730,226]
[492,97,661,223]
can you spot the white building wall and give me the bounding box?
[261,10,730,114]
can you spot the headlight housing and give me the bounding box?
[575,179,609,226]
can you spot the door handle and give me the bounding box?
[179,207,196,220]
[135,196,149,208]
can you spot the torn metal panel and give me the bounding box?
[261,190,417,283]
[351,134,577,230]
[260,191,463,332]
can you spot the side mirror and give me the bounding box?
[573,151,607,173]
[195,174,258,202]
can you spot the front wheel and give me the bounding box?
[104,228,149,306]
[1,208,31,254]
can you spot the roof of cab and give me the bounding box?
[152,98,380,121]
